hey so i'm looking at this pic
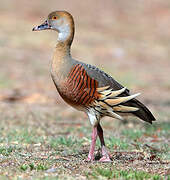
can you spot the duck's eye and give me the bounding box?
[52,16,57,20]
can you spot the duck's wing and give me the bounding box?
[82,63,156,124]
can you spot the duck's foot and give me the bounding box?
[99,146,111,162]
[99,155,111,162]
[86,155,94,162]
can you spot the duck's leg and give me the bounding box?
[87,126,97,161]
[97,124,111,162]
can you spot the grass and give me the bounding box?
[20,163,48,171]
[121,129,143,140]
[0,103,169,179]
[0,102,169,179]
[106,137,129,150]
[0,107,169,179]
[86,167,166,180]
[1,128,45,145]
[50,136,80,148]
[0,146,13,156]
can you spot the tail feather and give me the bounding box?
[96,86,156,123]
[126,99,156,124]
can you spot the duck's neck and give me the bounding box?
[54,20,74,58]
[55,42,71,59]
[52,24,74,77]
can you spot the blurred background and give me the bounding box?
[0,0,170,119]
[0,0,169,178]
[0,0,170,108]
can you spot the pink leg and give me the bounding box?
[87,126,97,161]
[97,124,111,162]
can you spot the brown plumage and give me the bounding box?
[33,11,156,162]
[66,64,99,106]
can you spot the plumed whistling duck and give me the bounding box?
[33,11,156,162]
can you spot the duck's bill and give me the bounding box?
[32,20,51,31]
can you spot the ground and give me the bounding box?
[0,0,170,179]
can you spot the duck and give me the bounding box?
[32,11,156,162]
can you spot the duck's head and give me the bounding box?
[33,11,74,44]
